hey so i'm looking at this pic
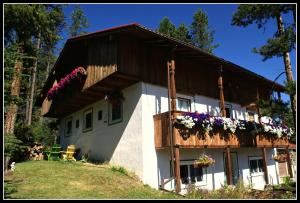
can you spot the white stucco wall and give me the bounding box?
[140,82,277,191]
[59,82,144,179]
[157,148,279,192]
[59,81,279,191]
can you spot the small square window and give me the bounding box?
[65,117,72,137]
[177,97,191,112]
[83,108,93,132]
[76,120,79,128]
[98,110,102,120]
[108,102,123,125]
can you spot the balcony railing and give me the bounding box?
[153,111,289,149]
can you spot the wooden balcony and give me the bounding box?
[153,111,289,149]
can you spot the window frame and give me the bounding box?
[108,102,123,125]
[177,97,192,112]
[65,117,73,137]
[219,102,233,118]
[178,159,207,187]
[248,156,264,175]
[83,108,93,132]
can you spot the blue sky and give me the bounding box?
[57,4,296,102]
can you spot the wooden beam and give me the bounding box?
[262,147,269,184]
[169,58,181,193]
[256,88,261,123]
[285,147,293,178]
[225,147,233,185]
[218,66,226,117]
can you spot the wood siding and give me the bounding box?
[154,111,289,149]
[83,37,117,90]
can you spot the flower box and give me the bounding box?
[273,154,287,162]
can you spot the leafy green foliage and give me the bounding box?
[157,17,177,38]
[175,23,192,43]
[190,9,219,53]
[68,6,89,37]
[4,135,28,161]
[232,5,295,60]
[284,80,296,96]
[157,9,218,52]
[252,25,295,61]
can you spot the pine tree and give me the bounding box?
[232,4,296,127]
[68,6,89,37]
[157,17,177,38]
[175,23,192,43]
[190,9,219,53]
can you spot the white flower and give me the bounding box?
[10,162,16,171]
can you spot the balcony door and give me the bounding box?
[223,152,239,185]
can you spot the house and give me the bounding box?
[36,23,295,193]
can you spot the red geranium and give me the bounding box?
[46,67,87,100]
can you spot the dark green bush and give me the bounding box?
[4,134,28,162]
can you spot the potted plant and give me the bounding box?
[194,153,215,168]
[273,154,287,162]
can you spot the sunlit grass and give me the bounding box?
[4,160,182,199]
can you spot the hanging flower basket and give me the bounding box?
[194,153,215,168]
[273,154,287,162]
[46,67,87,100]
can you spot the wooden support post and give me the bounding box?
[256,88,261,123]
[218,66,226,117]
[285,147,293,178]
[262,147,269,184]
[225,147,233,185]
[169,58,181,193]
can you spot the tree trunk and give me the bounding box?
[4,47,23,135]
[276,14,296,127]
[27,32,41,125]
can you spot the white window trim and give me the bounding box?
[176,93,194,112]
[249,156,264,176]
[83,108,93,132]
[108,102,123,125]
[180,160,207,188]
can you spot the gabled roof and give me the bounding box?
[37,23,285,106]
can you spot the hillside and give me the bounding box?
[4,161,183,199]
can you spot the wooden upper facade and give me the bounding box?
[36,23,285,118]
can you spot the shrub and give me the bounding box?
[4,134,28,162]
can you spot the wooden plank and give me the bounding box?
[262,147,269,184]
[285,147,294,178]
[225,147,233,185]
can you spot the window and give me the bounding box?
[249,157,264,174]
[108,102,122,125]
[65,117,72,137]
[98,110,102,120]
[177,97,191,112]
[180,164,203,185]
[220,103,232,118]
[75,120,79,128]
[83,108,93,132]
[248,112,255,122]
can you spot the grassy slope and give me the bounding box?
[4,161,183,199]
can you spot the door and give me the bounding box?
[223,152,239,185]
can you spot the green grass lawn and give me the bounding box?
[4,160,183,199]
